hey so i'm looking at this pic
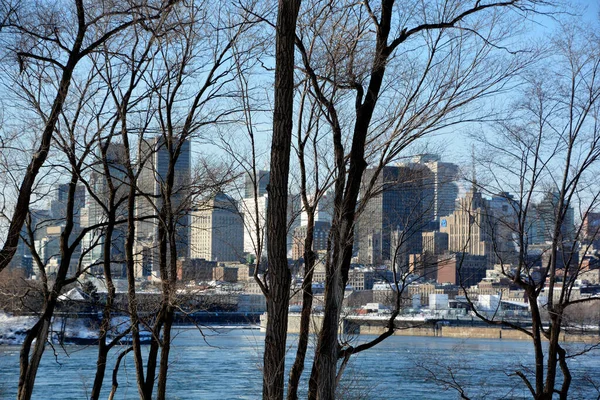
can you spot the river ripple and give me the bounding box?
[0,328,598,399]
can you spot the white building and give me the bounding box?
[241,195,268,258]
[299,193,333,226]
[190,193,244,262]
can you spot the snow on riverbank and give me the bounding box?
[0,312,98,345]
[0,312,36,345]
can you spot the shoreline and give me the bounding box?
[274,313,600,343]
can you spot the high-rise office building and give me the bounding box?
[244,170,270,198]
[242,170,271,260]
[582,212,600,248]
[49,183,86,224]
[439,185,493,265]
[527,191,575,245]
[488,192,518,262]
[83,143,129,275]
[190,193,244,262]
[292,193,333,260]
[241,170,301,259]
[135,136,191,277]
[406,154,459,221]
[357,166,431,265]
[291,220,331,260]
[299,193,333,226]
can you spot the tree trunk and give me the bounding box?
[528,292,545,397]
[262,0,301,399]
[90,205,117,400]
[18,177,78,400]
[90,338,109,400]
[544,314,562,397]
[17,315,51,400]
[108,347,133,400]
[122,133,148,399]
[157,229,178,400]
[312,260,344,400]
[287,214,316,400]
[157,306,174,399]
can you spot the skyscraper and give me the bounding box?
[242,170,270,260]
[582,212,600,248]
[408,154,459,220]
[357,166,431,265]
[135,136,191,277]
[489,192,518,262]
[190,193,244,262]
[241,194,268,258]
[83,143,129,274]
[49,183,86,223]
[299,193,333,226]
[240,170,301,259]
[244,170,270,198]
[439,185,493,266]
[527,191,575,245]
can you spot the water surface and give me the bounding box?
[0,328,598,399]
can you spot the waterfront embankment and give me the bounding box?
[270,313,600,343]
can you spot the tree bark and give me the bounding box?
[108,347,133,400]
[17,176,79,400]
[528,291,545,397]
[263,1,301,399]
[17,314,51,400]
[287,212,316,400]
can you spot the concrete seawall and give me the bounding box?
[264,314,600,343]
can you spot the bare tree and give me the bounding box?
[145,4,252,398]
[88,2,257,399]
[465,21,600,400]
[287,83,335,400]
[84,90,133,400]
[284,1,544,398]
[0,0,177,273]
[10,59,124,400]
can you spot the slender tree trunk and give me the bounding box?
[312,261,344,400]
[157,306,174,400]
[18,176,78,400]
[143,218,169,399]
[90,207,117,400]
[122,133,148,400]
[157,229,178,400]
[556,344,571,399]
[287,214,316,400]
[529,292,545,398]
[18,253,74,399]
[310,220,355,400]
[108,347,133,400]
[544,314,562,397]
[17,314,51,400]
[144,311,164,398]
[90,328,109,400]
[263,1,301,399]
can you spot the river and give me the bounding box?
[0,328,598,399]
